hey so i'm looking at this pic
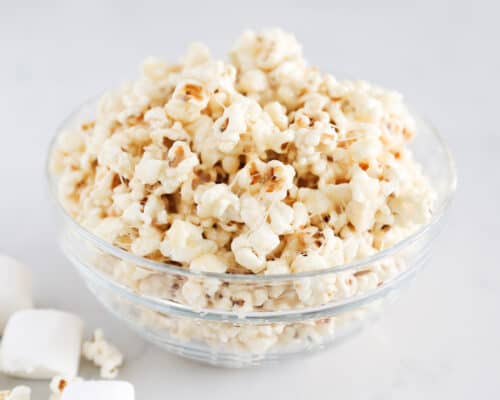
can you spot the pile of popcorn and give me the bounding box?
[50,28,435,355]
[51,28,434,277]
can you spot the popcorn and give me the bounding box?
[292,253,328,273]
[94,218,127,243]
[97,139,134,179]
[318,228,344,266]
[213,101,249,153]
[181,280,207,309]
[350,167,380,203]
[49,376,83,400]
[265,259,290,275]
[0,310,83,379]
[190,254,228,273]
[349,136,383,163]
[0,255,33,333]
[121,202,142,226]
[239,194,266,229]
[165,79,209,122]
[130,225,162,256]
[160,141,199,193]
[194,183,240,221]
[182,42,211,68]
[142,195,168,225]
[268,201,294,235]
[264,101,288,130]
[133,158,164,185]
[238,69,268,93]
[259,161,295,202]
[236,159,295,202]
[298,188,331,216]
[60,381,134,400]
[230,28,302,71]
[248,224,280,255]
[51,28,436,356]
[231,224,280,273]
[346,200,375,232]
[160,220,216,263]
[231,234,266,273]
[82,330,124,379]
[291,202,309,229]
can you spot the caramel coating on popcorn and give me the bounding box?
[51,28,434,278]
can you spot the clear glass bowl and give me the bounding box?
[47,98,456,367]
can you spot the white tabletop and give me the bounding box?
[1,1,498,398]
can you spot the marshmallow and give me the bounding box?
[0,255,33,333]
[0,309,83,379]
[61,381,135,400]
[0,386,31,400]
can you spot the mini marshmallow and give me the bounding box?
[61,381,135,400]
[0,255,33,333]
[0,309,83,379]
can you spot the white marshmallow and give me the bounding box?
[0,255,33,333]
[0,309,83,379]
[61,381,135,400]
[0,386,31,400]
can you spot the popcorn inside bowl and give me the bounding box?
[51,28,434,276]
[50,28,440,363]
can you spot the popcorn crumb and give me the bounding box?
[49,376,82,400]
[82,330,124,379]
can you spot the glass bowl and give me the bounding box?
[47,98,456,368]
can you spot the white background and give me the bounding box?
[1,1,499,398]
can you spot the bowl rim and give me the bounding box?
[46,96,457,282]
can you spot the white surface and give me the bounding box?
[1,310,83,379]
[0,255,33,333]
[0,0,498,398]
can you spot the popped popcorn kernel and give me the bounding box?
[82,330,124,379]
[160,220,216,263]
[49,376,83,400]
